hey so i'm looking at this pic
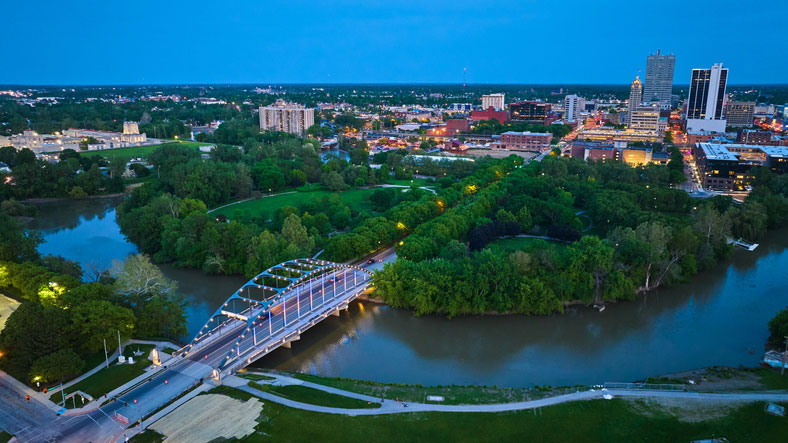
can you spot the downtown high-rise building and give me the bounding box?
[643,50,675,110]
[627,75,643,128]
[481,93,505,111]
[686,63,728,133]
[563,94,585,122]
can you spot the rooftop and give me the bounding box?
[698,143,739,161]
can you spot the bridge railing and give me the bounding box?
[219,267,372,372]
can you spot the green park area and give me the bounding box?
[248,382,380,409]
[80,141,208,162]
[487,236,568,253]
[151,386,788,443]
[49,344,154,407]
[212,187,380,218]
[290,372,558,405]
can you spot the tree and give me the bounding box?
[324,171,347,192]
[768,306,788,345]
[0,303,72,379]
[111,254,178,305]
[70,300,136,353]
[281,214,314,251]
[0,212,42,262]
[29,349,84,383]
[135,295,187,339]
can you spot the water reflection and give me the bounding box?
[29,198,788,387]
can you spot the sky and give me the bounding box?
[2,0,786,85]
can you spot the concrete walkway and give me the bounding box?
[231,372,788,416]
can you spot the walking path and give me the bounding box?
[229,372,788,416]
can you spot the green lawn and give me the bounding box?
[129,430,165,443]
[237,372,276,382]
[249,382,380,409]
[213,188,379,218]
[80,141,208,162]
[290,373,563,405]
[206,386,788,443]
[0,431,12,443]
[49,352,151,404]
[487,236,568,253]
[387,177,434,187]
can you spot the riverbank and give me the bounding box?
[130,366,788,442]
[20,192,127,204]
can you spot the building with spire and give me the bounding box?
[627,76,643,128]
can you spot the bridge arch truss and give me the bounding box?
[183,258,373,371]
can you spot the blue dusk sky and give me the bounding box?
[1,0,785,85]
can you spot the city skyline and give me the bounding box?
[1,0,786,85]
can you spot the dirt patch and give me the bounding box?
[627,397,750,423]
[149,393,262,442]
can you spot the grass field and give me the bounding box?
[249,382,380,409]
[290,373,561,405]
[488,236,568,252]
[387,177,434,187]
[49,345,153,404]
[202,386,788,443]
[237,373,276,382]
[80,141,208,161]
[213,188,379,217]
[0,431,12,443]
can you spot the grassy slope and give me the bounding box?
[249,382,380,409]
[213,188,378,217]
[208,387,788,443]
[290,373,559,405]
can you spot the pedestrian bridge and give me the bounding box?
[182,258,373,376]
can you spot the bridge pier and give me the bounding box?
[283,335,301,348]
[331,310,341,317]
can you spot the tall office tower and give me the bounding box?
[627,76,643,128]
[481,93,505,111]
[564,94,585,122]
[643,50,676,110]
[726,101,755,127]
[259,99,315,135]
[686,63,729,133]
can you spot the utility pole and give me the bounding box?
[782,335,788,376]
[118,330,122,356]
[104,339,109,369]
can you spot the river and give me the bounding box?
[29,198,788,387]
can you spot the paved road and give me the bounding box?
[5,267,370,442]
[236,373,788,416]
[0,374,58,437]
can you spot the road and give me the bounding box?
[4,267,370,442]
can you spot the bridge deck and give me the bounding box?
[186,266,372,376]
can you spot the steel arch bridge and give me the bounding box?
[183,258,373,374]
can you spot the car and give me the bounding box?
[366,259,374,264]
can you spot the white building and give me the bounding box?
[629,105,662,133]
[627,76,643,128]
[259,99,314,135]
[564,94,585,122]
[686,63,728,133]
[481,93,505,111]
